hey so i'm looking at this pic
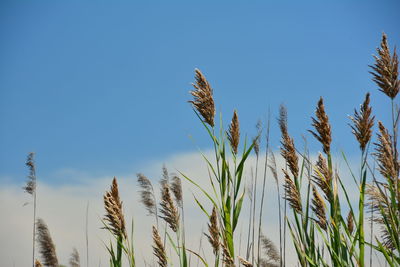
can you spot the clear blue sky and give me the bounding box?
[1,1,399,185]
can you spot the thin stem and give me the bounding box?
[257,114,271,265]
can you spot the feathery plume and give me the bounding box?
[313,153,332,200]
[23,152,36,195]
[171,175,183,208]
[260,234,280,263]
[36,218,59,267]
[137,173,157,216]
[152,226,167,267]
[349,93,375,151]
[253,120,262,157]
[374,122,399,181]
[205,207,220,255]
[268,151,279,185]
[283,170,302,214]
[69,247,80,267]
[347,211,354,234]
[228,110,240,154]
[221,241,235,267]
[35,259,42,267]
[159,182,180,232]
[103,177,127,238]
[311,186,327,231]
[189,69,215,127]
[309,97,332,155]
[369,33,399,99]
[279,105,299,178]
[238,256,253,267]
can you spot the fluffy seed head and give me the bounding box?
[189,69,215,127]
[171,175,183,208]
[23,152,36,195]
[374,122,399,181]
[205,207,220,255]
[228,110,240,154]
[137,173,157,216]
[35,260,42,267]
[309,97,332,155]
[279,105,299,178]
[369,33,399,99]
[347,211,354,234]
[313,153,332,200]
[69,247,80,267]
[152,226,167,267]
[103,177,127,238]
[283,170,302,214]
[238,256,252,267]
[349,93,375,151]
[159,182,180,232]
[221,241,235,267]
[36,218,59,267]
[260,234,280,263]
[311,186,327,231]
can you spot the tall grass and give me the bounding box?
[21,32,399,267]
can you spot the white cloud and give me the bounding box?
[0,150,384,266]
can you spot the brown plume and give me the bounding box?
[171,175,183,208]
[313,153,332,200]
[69,247,80,267]
[189,69,215,127]
[374,122,399,181]
[283,170,302,214]
[279,105,299,178]
[159,182,180,232]
[152,226,167,267]
[137,173,157,216]
[228,110,240,154]
[347,211,354,234]
[36,218,59,267]
[23,152,36,195]
[349,93,375,151]
[311,186,327,231]
[369,33,399,99]
[309,97,332,155]
[103,177,127,238]
[238,256,253,267]
[205,207,220,255]
[35,259,42,267]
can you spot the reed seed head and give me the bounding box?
[159,182,180,232]
[238,256,253,267]
[268,151,279,185]
[103,177,127,238]
[205,207,220,255]
[279,105,299,178]
[228,110,240,155]
[309,97,332,155]
[36,218,59,267]
[283,170,302,214]
[35,259,42,267]
[137,173,157,216]
[260,234,280,263]
[346,211,354,234]
[23,152,36,195]
[221,241,235,267]
[369,33,399,99]
[313,153,332,201]
[69,247,80,267]
[171,175,183,208]
[152,226,167,267]
[374,121,399,181]
[311,186,327,231]
[349,93,375,151]
[189,69,215,127]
